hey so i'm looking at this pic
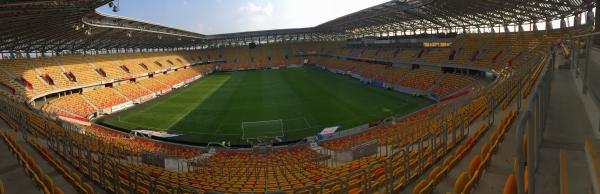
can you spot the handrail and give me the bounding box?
[572,31,600,38]
[513,46,555,194]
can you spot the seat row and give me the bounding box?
[0,52,197,100]
[41,64,215,118]
[28,137,95,194]
[411,111,515,194]
[0,129,63,194]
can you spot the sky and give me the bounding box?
[96,0,389,35]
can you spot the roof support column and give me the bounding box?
[574,13,581,26]
[545,20,552,30]
[518,22,524,32]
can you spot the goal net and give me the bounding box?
[241,119,284,142]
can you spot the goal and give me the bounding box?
[241,119,285,142]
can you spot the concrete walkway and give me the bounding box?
[532,57,598,194]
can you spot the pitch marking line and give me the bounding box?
[303,117,312,128]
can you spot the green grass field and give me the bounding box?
[96,66,434,144]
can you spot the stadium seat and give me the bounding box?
[524,166,529,193]
[480,143,490,159]
[54,187,64,194]
[428,166,442,184]
[502,175,517,194]
[412,179,429,194]
[462,169,480,194]
[467,156,481,178]
[454,172,469,194]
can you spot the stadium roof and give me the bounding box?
[0,0,595,53]
[316,0,595,33]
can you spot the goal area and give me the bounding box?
[241,119,285,142]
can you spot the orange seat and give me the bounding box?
[54,187,64,194]
[444,155,454,167]
[348,187,361,194]
[428,166,442,182]
[522,134,528,159]
[503,174,517,194]
[467,156,481,178]
[524,167,529,193]
[480,143,490,157]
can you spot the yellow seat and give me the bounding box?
[454,172,469,194]
[43,175,54,192]
[444,155,454,167]
[428,166,442,183]
[467,156,481,178]
[462,170,480,194]
[82,183,94,194]
[412,179,427,194]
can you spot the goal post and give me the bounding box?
[241,119,285,141]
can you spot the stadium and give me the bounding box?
[0,0,599,193]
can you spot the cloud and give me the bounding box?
[234,1,275,31]
[238,2,273,16]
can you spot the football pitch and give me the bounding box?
[96,66,434,144]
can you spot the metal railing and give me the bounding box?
[513,47,555,194]
[569,30,600,119]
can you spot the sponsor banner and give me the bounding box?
[319,126,339,136]
[139,94,156,103]
[58,114,91,126]
[349,73,362,79]
[111,101,134,112]
[325,68,345,75]
[132,130,181,138]
[173,82,184,89]
[161,88,172,94]
[440,88,471,102]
